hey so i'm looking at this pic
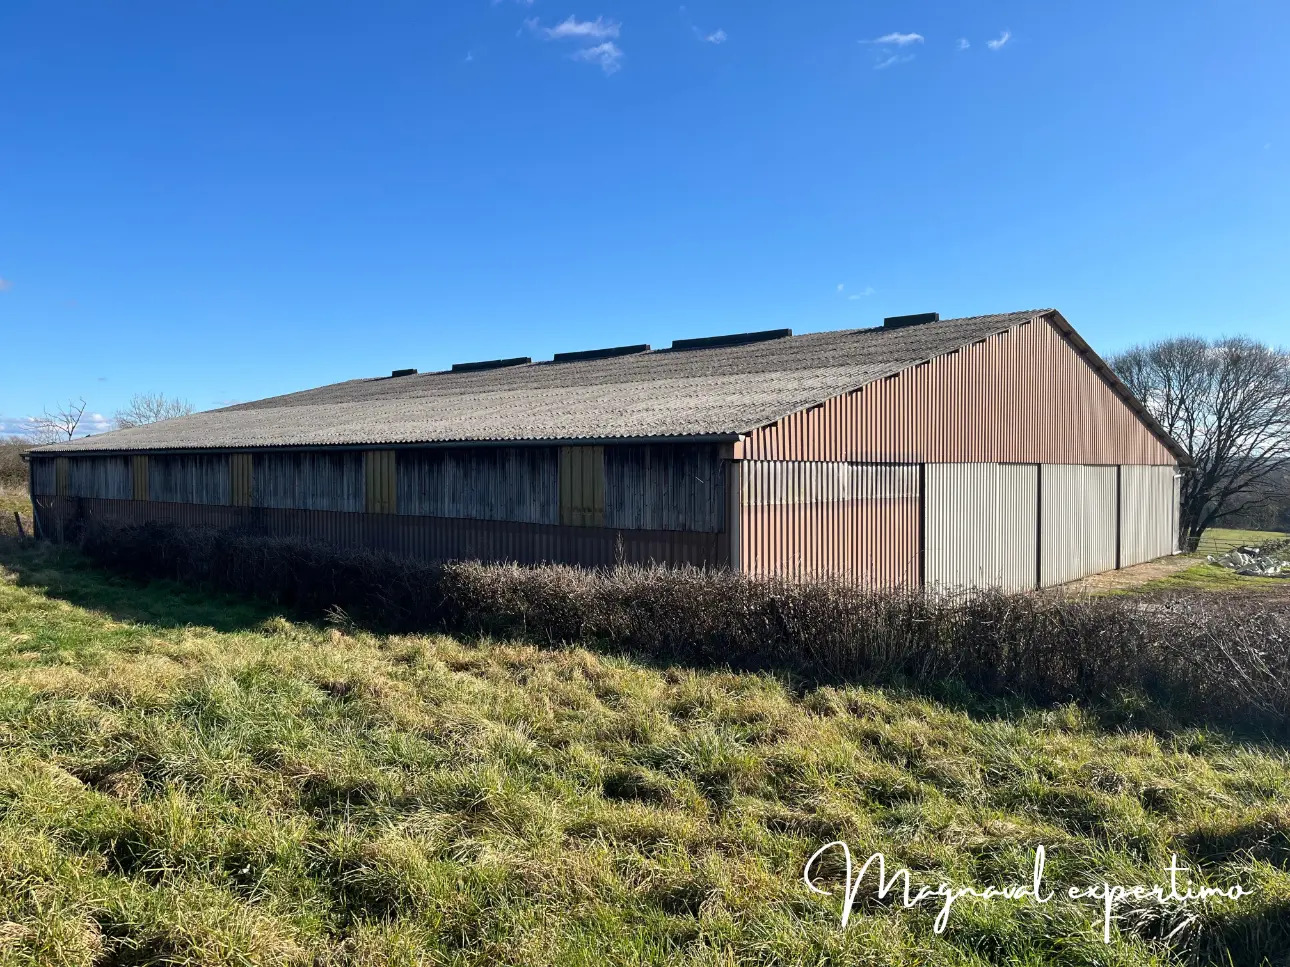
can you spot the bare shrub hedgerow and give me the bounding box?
[77,521,1290,732]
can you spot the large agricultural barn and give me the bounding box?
[28,309,1186,590]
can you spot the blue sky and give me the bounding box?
[2,1,1287,435]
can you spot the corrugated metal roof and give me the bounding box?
[35,310,1173,455]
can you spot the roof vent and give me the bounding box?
[451,356,532,373]
[553,343,651,363]
[883,312,940,329]
[390,368,418,378]
[670,328,792,351]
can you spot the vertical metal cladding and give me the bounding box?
[925,463,1038,591]
[253,451,364,512]
[1039,464,1118,586]
[739,461,918,586]
[147,454,231,505]
[67,456,132,500]
[31,458,55,497]
[363,450,397,515]
[604,444,725,533]
[741,317,1177,466]
[35,496,729,570]
[398,447,559,524]
[131,456,148,501]
[1119,465,1180,566]
[230,454,253,507]
[559,446,606,527]
[55,457,69,497]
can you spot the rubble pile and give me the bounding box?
[1206,538,1290,577]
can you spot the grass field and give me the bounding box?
[2,541,1289,965]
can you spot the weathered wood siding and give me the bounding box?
[67,456,132,500]
[148,454,232,505]
[605,444,725,533]
[397,447,559,524]
[31,458,57,496]
[253,451,364,512]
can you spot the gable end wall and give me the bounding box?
[741,318,1176,465]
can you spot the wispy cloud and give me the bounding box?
[702,28,726,45]
[848,287,875,300]
[870,32,923,46]
[986,30,1011,50]
[571,41,624,74]
[837,283,845,293]
[527,15,620,41]
[0,278,11,292]
[874,54,914,70]
[957,38,970,50]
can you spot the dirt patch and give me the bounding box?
[1066,556,1199,593]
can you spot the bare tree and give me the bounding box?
[28,398,88,444]
[113,392,195,429]
[1110,337,1290,549]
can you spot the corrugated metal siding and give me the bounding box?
[1120,465,1179,566]
[739,461,918,586]
[925,463,1038,591]
[605,444,725,533]
[31,458,55,497]
[743,318,1177,466]
[397,447,559,524]
[560,446,606,527]
[34,496,728,569]
[364,451,397,515]
[1040,464,1118,586]
[148,454,231,505]
[66,456,131,500]
[131,456,149,501]
[254,451,364,512]
[230,454,253,507]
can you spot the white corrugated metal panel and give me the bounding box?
[1040,464,1118,586]
[925,463,1038,591]
[1119,465,1179,566]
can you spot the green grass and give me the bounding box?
[1193,528,1289,558]
[1,542,1289,966]
[0,492,32,539]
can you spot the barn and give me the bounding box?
[27,309,1186,590]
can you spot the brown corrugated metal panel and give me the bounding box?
[364,450,397,515]
[739,461,918,586]
[1119,465,1179,566]
[742,318,1177,466]
[398,447,558,524]
[148,454,230,505]
[35,496,727,569]
[230,454,253,507]
[604,444,725,533]
[31,458,55,497]
[253,451,364,512]
[55,457,69,497]
[925,463,1038,591]
[67,456,131,500]
[559,446,605,527]
[1039,464,1118,586]
[131,456,149,501]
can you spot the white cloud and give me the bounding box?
[703,29,726,45]
[837,283,845,293]
[871,32,923,46]
[528,15,620,41]
[848,287,876,300]
[957,38,970,50]
[571,41,624,74]
[986,30,1011,50]
[874,54,914,70]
